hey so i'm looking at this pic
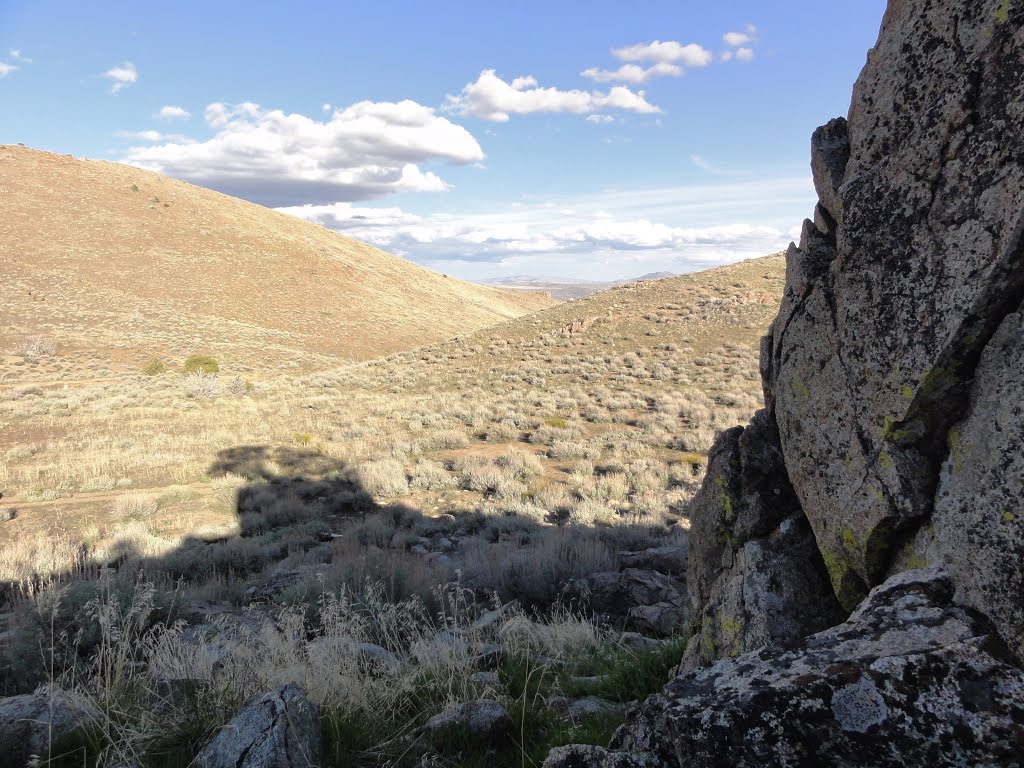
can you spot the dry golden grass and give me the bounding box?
[0,144,552,380]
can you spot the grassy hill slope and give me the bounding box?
[0,145,552,376]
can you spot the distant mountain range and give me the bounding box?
[479,271,677,300]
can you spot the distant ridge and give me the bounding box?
[480,270,678,300]
[0,145,554,371]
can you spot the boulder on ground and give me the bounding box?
[0,687,99,768]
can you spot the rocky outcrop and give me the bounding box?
[548,570,1024,768]
[0,688,99,767]
[195,684,321,768]
[549,1,1024,764]
[764,0,1024,611]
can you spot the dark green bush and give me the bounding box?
[182,355,219,374]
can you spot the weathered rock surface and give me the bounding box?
[684,411,841,669]
[195,684,321,768]
[764,0,1024,610]
[583,570,1024,767]
[934,309,1024,663]
[0,688,99,767]
[562,568,687,637]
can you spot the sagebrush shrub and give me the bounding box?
[13,336,56,357]
[142,358,166,376]
[183,371,222,399]
[358,459,409,497]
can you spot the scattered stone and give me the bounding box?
[417,699,512,747]
[563,569,688,637]
[618,544,687,577]
[195,683,321,768]
[567,696,625,721]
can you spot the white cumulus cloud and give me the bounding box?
[611,41,713,67]
[104,62,137,94]
[723,25,758,48]
[446,69,660,122]
[157,105,190,120]
[0,62,15,77]
[735,47,755,62]
[124,99,484,206]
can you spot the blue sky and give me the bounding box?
[0,1,887,280]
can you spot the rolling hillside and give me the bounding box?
[0,145,553,376]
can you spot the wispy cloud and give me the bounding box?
[103,62,138,94]
[124,99,484,205]
[446,70,660,122]
[581,62,683,85]
[277,176,813,278]
[0,48,29,78]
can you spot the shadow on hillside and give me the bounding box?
[0,443,686,695]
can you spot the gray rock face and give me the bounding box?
[684,411,841,669]
[196,684,321,768]
[562,569,688,637]
[763,0,1024,611]
[589,570,1024,767]
[0,688,99,767]
[934,309,1024,662]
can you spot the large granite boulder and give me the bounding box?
[763,0,1024,610]
[195,684,321,768]
[549,570,1024,767]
